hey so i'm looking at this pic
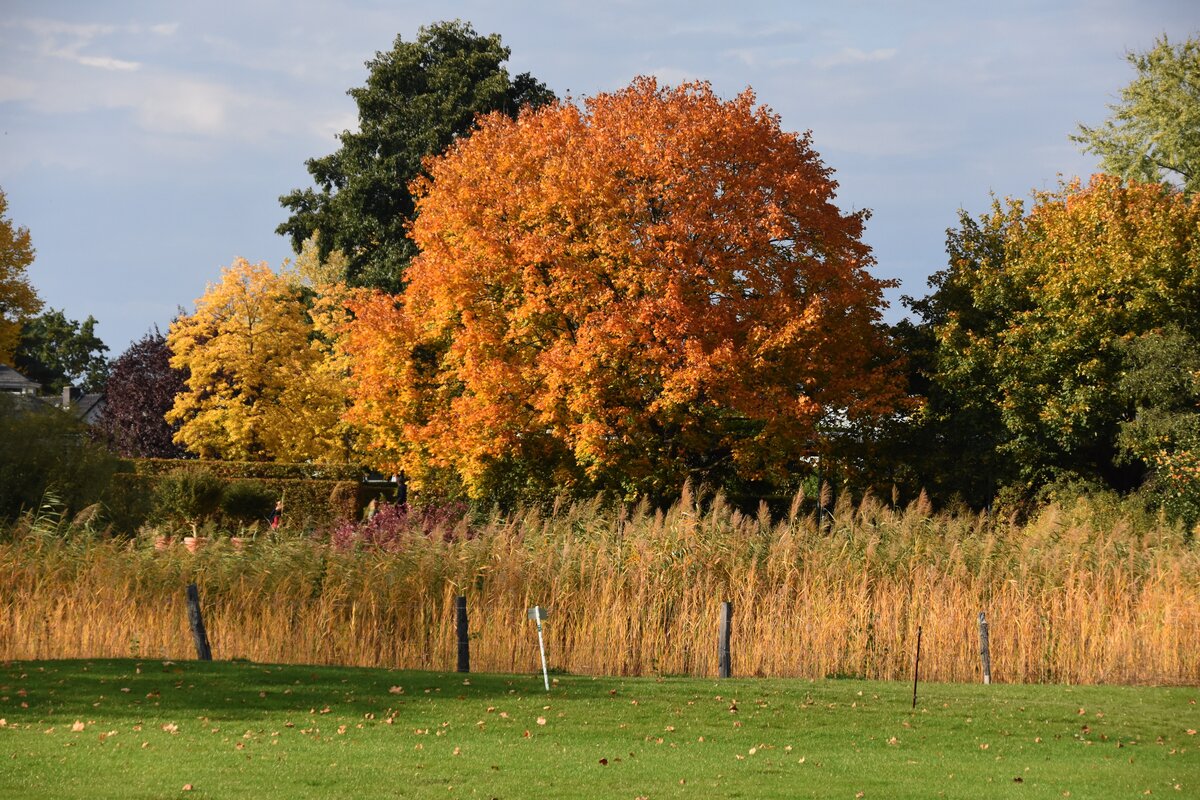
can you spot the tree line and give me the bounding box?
[2,22,1198,517]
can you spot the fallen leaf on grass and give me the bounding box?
[182,784,193,792]
[71,721,85,732]
[536,717,547,726]
[599,758,608,766]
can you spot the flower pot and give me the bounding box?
[230,536,249,551]
[153,535,171,551]
[183,536,209,553]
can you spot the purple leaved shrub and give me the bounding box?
[327,501,471,552]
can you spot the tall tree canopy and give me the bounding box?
[0,188,41,366]
[98,329,188,458]
[15,309,109,395]
[343,78,904,502]
[277,20,554,292]
[906,175,1200,504]
[1073,35,1200,193]
[167,258,352,462]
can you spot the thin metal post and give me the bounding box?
[534,607,550,691]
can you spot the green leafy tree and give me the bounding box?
[0,187,42,366]
[277,20,555,291]
[0,394,121,522]
[904,175,1200,505]
[1115,326,1200,526]
[1073,35,1200,193]
[15,309,109,395]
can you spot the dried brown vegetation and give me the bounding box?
[2,490,1196,684]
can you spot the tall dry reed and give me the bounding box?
[2,490,1197,684]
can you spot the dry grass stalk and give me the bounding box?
[1,494,1196,684]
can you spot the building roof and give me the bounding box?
[69,393,106,424]
[0,364,41,394]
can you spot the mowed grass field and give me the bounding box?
[1,659,1196,799]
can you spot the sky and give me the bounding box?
[1,0,1196,356]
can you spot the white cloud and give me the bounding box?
[17,16,145,71]
[74,54,141,71]
[135,78,238,136]
[0,73,35,103]
[18,19,117,39]
[814,47,898,70]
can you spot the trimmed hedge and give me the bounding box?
[126,458,363,482]
[115,459,368,529]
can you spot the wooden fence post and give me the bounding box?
[718,601,733,678]
[978,611,991,684]
[912,625,923,709]
[455,595,469,673]
[185,583,212,661]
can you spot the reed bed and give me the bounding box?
[2,490,1197,684]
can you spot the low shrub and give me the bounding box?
[153,467,224,531]
[220,480,277,528]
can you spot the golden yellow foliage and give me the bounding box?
[167,258,353,462]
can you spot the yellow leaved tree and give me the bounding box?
[167,258,354,462]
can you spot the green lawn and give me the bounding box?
[1,659,1196,799]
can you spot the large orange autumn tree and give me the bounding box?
[344,78,903,500]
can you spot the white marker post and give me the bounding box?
[527,606,550,691]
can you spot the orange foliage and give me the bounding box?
[345,78,903,498]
